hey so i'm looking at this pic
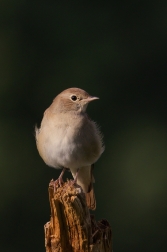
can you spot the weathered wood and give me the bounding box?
[44,180,112,252]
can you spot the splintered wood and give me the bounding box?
[44,180,112,252]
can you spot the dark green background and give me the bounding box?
[1,1,167,251]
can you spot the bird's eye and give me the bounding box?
[71,95,77,101]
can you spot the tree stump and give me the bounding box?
[44,180,112,252]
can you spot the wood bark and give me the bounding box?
[44,180,112,252]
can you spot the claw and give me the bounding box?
[51,168,67,192]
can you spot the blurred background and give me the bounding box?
[0,1,167,251]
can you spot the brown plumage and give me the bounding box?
[35,88,104,210]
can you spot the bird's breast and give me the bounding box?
[36,113,103,169]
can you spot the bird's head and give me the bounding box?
[50,88,99,113]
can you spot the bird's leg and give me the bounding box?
[52,167,67,192]
[71,168,79,185]
[62,168,79,193]
[58,167,66,186]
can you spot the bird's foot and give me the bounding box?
[58,176,64,187]
[50,179,60,193]
[50,168,67,192]
[68,168,79,187]
[69,179,77,187]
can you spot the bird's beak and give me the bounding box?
[85,96,99,102]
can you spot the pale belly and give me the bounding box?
[36,124,101,169]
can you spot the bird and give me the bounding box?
[35,87,104,210]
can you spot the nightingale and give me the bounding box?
[35,87,104,210]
